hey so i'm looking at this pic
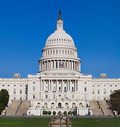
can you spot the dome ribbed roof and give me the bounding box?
[46,29,75,47]
[45,11,75,48]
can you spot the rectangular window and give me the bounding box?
[45,95,48,99]
[33,95,35,99]
[59,87,62,92]
[33,86,35,91]
[20,90,22,94]
[72,87,74,92]
[98,90,100,94]
[14,89,16,94]
[64,87,67,92]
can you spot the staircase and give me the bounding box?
[16,100,30,116]
[98,100,113,116]
[89,101,103,116]
[6,100,30,116]
[6,100,21,116]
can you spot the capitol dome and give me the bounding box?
[45,11,75,48]
[39,10,81,74]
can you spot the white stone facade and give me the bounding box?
[0,11,120,116]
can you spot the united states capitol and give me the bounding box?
[0,11,120,116]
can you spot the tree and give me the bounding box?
[0,89,9,114]
[0,89,9,107]
[109,89,120,114]
[53,111,56,115]
[72,107,77,116]
[0,103,5,115]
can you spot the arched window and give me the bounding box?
[58,103,62,108]
[65,103,69,108]
[37,102,40,108]
[65,50,67,55]
[33,95,35,99]
[72,103,75,108]
[62,50,64,54]
[56,50,58,55]
[68,50,69,55]
[44,103,48,108]
[51,103,54,108]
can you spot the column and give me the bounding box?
[70,80,71,92]
[50,80,52,91]
[53,60,54,69]
[74,80,75,92]
[65,60,67,69]
[69,60,71,70]
[45,61,47,70]
[69,80,70,91]
[40,61,42,71]
[42,80,44,91]
[56,80,57,91]
[47,61,49,70]
[50,60,52,70]
[42,61,43,71]
[40,78,41,91]
[71,60,72,70]
[76,80,78,91]
[46,61,48,70]
[73,61,75,70]
[61,80,63,93]
[45,61,46,70]
[57,60,59,69]
[66,80,68,91]
[52,60,54,69]
[49,60,51,70]
[77,62,78,71]
[48,80,49,91]
[79,61,81,72]
[54,60,56,69]
[75,61,76,71]
[58,60,60,69]
[56,80,58,92]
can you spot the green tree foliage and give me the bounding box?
[0,103,5,115]
[72,107,77,116]
[109,89,120,114]
[0,89,9,107]
[0,89,9,114]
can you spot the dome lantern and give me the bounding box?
[57,10,63,30]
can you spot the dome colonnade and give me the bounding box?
[39,10,81,73]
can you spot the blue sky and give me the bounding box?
[0,0,120,78]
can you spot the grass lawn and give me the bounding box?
[0,117,120,127]
[72,118,120,127]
